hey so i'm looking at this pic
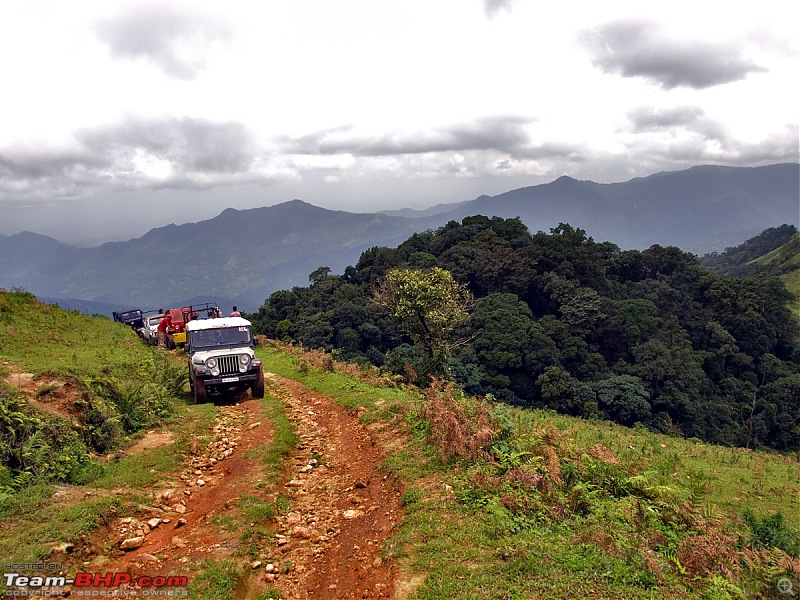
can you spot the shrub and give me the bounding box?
[0,385,92,486]
[743,510,800,557]
[420,378,498,462]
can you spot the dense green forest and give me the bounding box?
[250,217,800,452]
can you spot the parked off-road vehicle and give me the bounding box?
[142,313,165,345]
[112,308,145,337]
[162,302,221,349]
[185,316,264,403]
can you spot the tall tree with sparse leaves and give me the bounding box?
[372,267,473,380]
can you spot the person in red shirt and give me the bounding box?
[230,306,241,317]
[157,314,171,348]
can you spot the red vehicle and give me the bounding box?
[162,303,220,349]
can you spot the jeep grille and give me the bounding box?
[217,355,240,375]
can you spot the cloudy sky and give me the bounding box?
[1,0,797,244]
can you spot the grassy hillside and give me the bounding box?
[262,344,800,599]
[701,227,800,318]
[0,289,199,587]
[0,289,188,484]
[0,290,295,598]
[751,233,800,317]
[1,290,798,599]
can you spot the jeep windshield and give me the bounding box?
[118,310,142,322]
[189,326,252,348]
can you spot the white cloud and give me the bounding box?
[93,3,233,80]
[0,0,796,242]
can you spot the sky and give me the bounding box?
[0,0,797,245]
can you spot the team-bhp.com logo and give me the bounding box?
[4,571,188,597]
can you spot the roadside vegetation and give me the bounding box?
[0,289,185,488]
[261,341,799,599]
[0,289,198,579]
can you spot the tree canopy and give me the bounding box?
[372,267,473,379]
[250,217,800,451]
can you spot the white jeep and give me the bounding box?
[185,316,265,403]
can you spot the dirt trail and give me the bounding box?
[77,371,404,599]
[270,375,402,599]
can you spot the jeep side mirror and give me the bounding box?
[253,338,259,347]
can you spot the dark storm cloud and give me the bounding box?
[290,116,534,156]
[0,117,262,203]
[94,4,232,80]
[0,147,102,182]
[581,20,767,89]
[626,106,729,141]
[79,116,256,175]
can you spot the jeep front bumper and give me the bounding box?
[197,372,260,386]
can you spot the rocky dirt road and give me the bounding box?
[80,371,405,599]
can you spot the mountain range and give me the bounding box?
[1,163,797,314]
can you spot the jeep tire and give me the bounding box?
[193,378,207,403]
[251,369,265,399]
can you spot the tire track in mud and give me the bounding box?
[265,373,403,599]
[75,372,404,599]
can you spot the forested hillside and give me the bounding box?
[700,226,800,319]
[251,217,800,451]
[700,224,798,276]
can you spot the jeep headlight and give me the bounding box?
[239,354,251,372]
[206,357,220,376]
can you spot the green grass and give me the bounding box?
[259,344,413,412]
[243,384,299,483]
[0,290,186,472]
[0,390,295,594]
[0,399,218,588]
[746,233,800,318]
[782,268,800,317]
[259,343,800,600]
[0,290,157,380]
[0,292,307,599]
[0,487,123,569]
[92,402,217,488]
[2,293,798,599]
[517,411,800,531]
[187,558,246,600]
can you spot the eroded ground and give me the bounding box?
[21,371,406,599]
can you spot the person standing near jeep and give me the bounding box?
[157,313,171,348]
[230,306,241,317]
